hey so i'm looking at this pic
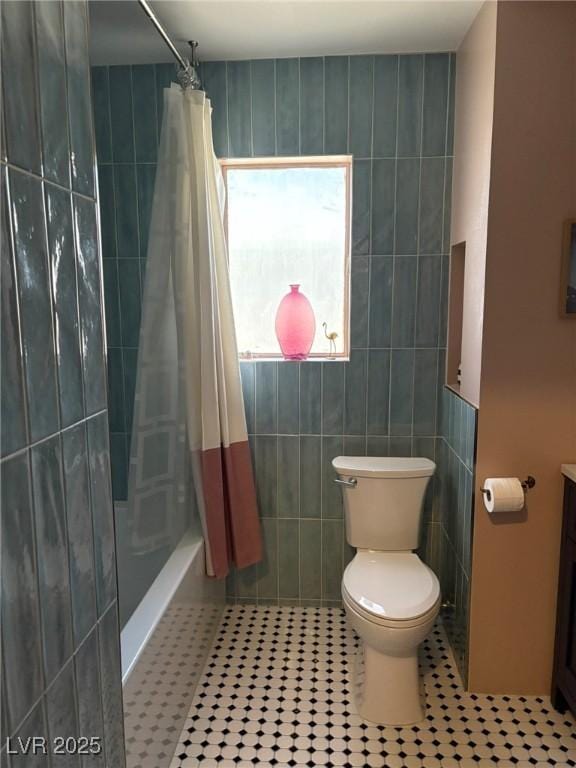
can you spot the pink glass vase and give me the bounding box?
[275,284,316,360]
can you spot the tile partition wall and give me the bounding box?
[92,54,477,672]
[436,387,477,685]
[0,2,125,766]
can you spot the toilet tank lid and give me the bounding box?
[332,456,436,479]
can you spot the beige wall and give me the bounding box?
[450,1,497,407]
[468,1,576,693]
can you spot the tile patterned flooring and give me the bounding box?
[171,606,576,768]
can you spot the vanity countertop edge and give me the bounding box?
[561,464,576,483]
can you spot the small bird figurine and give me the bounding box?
[322,322,338,358]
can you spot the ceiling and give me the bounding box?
[89,0,484,66]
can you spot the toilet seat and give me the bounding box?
[343,588,440,629]
[342,552,440,626]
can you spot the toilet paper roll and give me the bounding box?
[483,477,525,513]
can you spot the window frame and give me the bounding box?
[220,155,353,361]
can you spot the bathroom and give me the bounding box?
[1,0,575,765]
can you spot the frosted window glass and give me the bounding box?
[226,164,349,357]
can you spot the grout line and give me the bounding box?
[130,66,143,263]
[273,59,277,157]
[3,161,97,204]
[296,406,301,603]
[440,69,449,258]
[224,62,231,158]
[254,363,259,602]
[365,263,372,447]
[273,59,279,157]
[387,55,401,442]
[411,54,426,448]
[369,54,375,178]
[95,155,454,166]
[432,347,441,449]
[104,64,115,166]
[322,57,326,155]
[297,362,302,602]
[297,58,301,156]
[152,64,160,153]
[0,409,109,466]
[275,363,279,602]
[248,431,442,439]
[445,54,452,158]
[322,56,327,153]
[346,56,351,155]
[319,361,324,602]
[248,60,254,159]
[365,54,377,455]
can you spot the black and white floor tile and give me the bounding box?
[171,606,576,768]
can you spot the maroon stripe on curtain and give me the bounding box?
[200,441,263,579]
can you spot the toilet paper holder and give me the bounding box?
[481,475,536,502]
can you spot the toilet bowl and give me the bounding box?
[332,455,439,726]
[342,551,440,725]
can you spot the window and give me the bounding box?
[221,156,352,360]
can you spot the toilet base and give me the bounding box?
[352,641,425,726]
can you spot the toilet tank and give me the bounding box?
[332,456,436,551]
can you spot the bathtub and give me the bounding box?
[121,530,225,768]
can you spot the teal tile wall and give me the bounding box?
[431,387,477,685]
[198,54,456,606]
[1,1,125,764]
[93,54,461,615]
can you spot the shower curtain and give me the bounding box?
[127,84,262,578]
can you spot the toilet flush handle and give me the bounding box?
[334,476,358,488]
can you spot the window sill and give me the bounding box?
[238,357,350,363]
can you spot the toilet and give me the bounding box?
[332,456,440,726]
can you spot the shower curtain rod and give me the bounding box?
[137,0,201,89]
[137,0,188,69]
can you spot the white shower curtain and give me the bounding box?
[127,85,262,578]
